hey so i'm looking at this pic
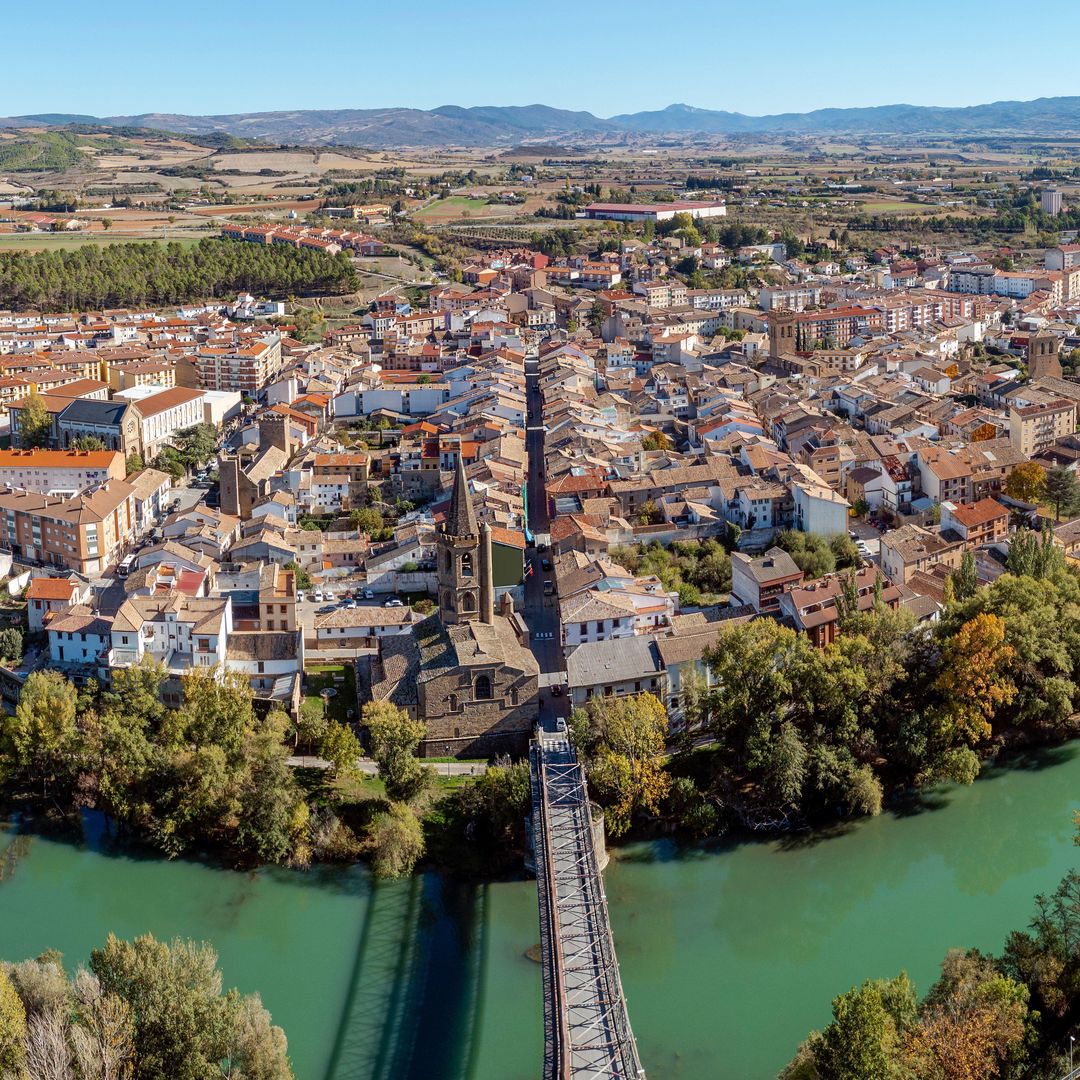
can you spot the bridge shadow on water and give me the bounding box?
[323,874,490,1080]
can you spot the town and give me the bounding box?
[6,74,1080,1080]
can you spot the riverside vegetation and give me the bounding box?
[0,934,292,1080]
[0,661,529,881]
[571,542,1080,839]
[781,866,1080,1080]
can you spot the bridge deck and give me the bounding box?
[531,737,645,1080]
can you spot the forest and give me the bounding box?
[0,239,358,311]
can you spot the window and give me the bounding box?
[461,552,473,578]
[461,591,475,613]
[475,675,492,700]
[448,693,457,711]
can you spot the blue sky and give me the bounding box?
[8,0,1080,118]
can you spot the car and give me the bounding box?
[551,684,563,697]
[313,590,324,602]
[363,589,374,600]
[346,600,358,609]
[384,597,404,607]
[537,543,548,552]
[296,590,305,603]
[318,605,336,615]
[555,718,567,731]
[541,557,552,571]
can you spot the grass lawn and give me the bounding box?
[855,200,936,215]
[302,663,357,724]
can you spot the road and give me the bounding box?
[522,353,568,734]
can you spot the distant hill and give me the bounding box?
[2,97,1080,147]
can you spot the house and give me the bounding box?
[730,548,804,614]
[879,524,960,584]
[313,606,417,649]
[940,498,1009,548]
[565,635,665,708]
[778,567,903,648]
[26,575,89,632]
[791,476,850,536]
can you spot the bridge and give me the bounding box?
[530,734,646,1080]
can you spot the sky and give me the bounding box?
[7,0,1080,119]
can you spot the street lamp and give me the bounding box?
[1071,1034,1075,1072]
[444,744,450,777]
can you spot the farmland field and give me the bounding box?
[411,195,519,222]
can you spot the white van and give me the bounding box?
[117,554,137,577]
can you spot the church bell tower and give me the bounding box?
[438,455,486,624]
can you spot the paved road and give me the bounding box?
[287,755,488,776]
[523,354,568,733]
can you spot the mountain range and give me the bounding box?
[3,97,1080,147]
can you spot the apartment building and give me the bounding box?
[190,336,282,394]
[0,479,136,573]
[940,498,1009,548]
[0,448,125,495]
[1008,399,1077,457]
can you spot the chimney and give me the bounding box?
[479,521,494,625]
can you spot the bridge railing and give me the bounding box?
[531,743,572,1080]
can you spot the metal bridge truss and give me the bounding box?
[531,740,646,1080]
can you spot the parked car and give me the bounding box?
[318,605,336,615]
[555,718,567,731]
[384,597,404,607]
[541,557,552,572]
[362,589,374,600]
[313,590,324,602]
[296,590,305,603]
[551,683,563,697]
[324,591,335,602]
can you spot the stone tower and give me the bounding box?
[1028,329,1062,380]
[437,455,491,624]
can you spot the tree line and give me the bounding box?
[782,868,1080,1080]
[0,239,358,312]
[572,557,1080,837]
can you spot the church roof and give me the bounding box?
[443,454,478,538]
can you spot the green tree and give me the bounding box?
[810,976,915,1080]
[570,692,671,836]
[949,551,978,601]
[362,701,431,801]
[319,721,363,780]
[365,801,425,879]
[2,669,77,793]
[776,530,836,578]
[1044,465,1080,522]
[19,384,52,448]
[125,452,145,475]
[71,434,107,451]
[0,627,23,665]
[90,933,292,1080]
[170,423,216,471]
[284,561,311,591]
[350,507,385,536]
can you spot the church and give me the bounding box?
[367,456,540,757]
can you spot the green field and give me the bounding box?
[855,199,937,215]
[411,195,507,221]
[0,232,203,252]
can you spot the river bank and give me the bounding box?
[1,744,1078,1080]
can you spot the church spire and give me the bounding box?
[444,453,478,537]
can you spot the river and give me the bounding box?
[1,744,1079,1080]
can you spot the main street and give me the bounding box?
[522,353,568,732]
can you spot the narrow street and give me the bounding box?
[522,354,568,732]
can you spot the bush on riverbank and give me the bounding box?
[782,868,1080,1080]
[1,934,292,1079]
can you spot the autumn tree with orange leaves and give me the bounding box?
[933,613,1017,744]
